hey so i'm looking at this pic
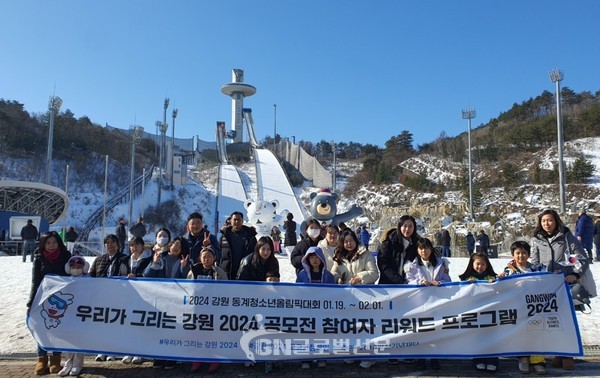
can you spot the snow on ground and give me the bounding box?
[539,137,600,185]
[2,254,599,355]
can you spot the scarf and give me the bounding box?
[43,249,61,262]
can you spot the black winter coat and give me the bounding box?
[27,248,72,307]
[376,229,418,284]
[219,226,257,280]
[290,235,322,274]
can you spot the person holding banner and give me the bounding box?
[530,209,590,371]
[331,228,379,369]
[27,231,72,375]
[90,234,126,362]
[404,237,450,371]
[187,246,227,374]
[497,240,547,375]
[459,252,498,372]
[236,236,280,374]
[377,215,420,285]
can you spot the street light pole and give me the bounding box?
[273,104,277,152]
[163,98,170,169]
[128,125,144,226]
[550,68,567,214]
[462,108,476,222]
[157,121,169,207]
[45,96,63,184]
[171,108,178,190]
[331,140,337,192]
[102,155,108,246]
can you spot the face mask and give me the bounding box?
[70,268,83,277]
[307,229,321,239]
[157,236,169,246]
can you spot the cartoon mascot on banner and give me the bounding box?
[40,291,74,329]
[245,199,289,238]
[301,188,363,235]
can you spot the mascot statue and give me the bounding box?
[301,188,363,234]
[245,199,289,238]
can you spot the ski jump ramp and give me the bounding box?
[254,149,307,234]
[216,164,247,230]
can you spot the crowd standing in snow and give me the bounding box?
[26,208,597,376]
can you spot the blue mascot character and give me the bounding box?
[301,188,363,235]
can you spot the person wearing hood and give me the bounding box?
[296,246,335,284]
[58,256,89,376]
[295,246,334,370]
[377,215,420,284]
[530,209,589,371]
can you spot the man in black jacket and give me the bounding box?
[219,211,257,280]
[20,219,38,263]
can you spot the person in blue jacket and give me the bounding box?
[296,246,335,284]
[576,209,595,262]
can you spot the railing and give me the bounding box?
[78,164,155,242]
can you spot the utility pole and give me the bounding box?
[462,108,476,221]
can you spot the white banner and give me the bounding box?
[27,273,583,362]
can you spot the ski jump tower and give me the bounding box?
[220,69,256,143]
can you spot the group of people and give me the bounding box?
[27,208,595,375]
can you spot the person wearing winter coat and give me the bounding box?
[466,232,476,255]
[317,224,339,271]
[331,229,379,369]
[377,215,420,284]
[358,226,371,247]
[188,247,228,281]
[530,209,589,371]
[283,212,298,247]
[290,219,323,274]
[185,212,221,264]
[144,236,189,279]
[404,238,451,286]
[187,246,226,374]
[115,218,127,254]
[58,256,90,376]
[89,234,125,278]
[27,231,72,375]
[128,216,147,239]
[404,237,450,371]
[594,217,600,262]
[477,230,490,255]
[576,209,595,261]
[219,211,257,280]
[118,237,152,278]
[440,230,451,257]
[497,240,546,375]
[296,246,335,284]
[118,237,151,365]
[237,236,280,282]
[331,229,379,286]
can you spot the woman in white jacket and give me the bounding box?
[331,228,379,369]
[317,224,340,271]
[331,229,379,285]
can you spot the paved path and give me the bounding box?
[3,356,600,377]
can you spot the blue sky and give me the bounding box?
[2,0,599,148]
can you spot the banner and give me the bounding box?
[27,273,582,362]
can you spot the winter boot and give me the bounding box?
[57,359,72,377]
[562,357,574,370]
[35,356,49,375]
[49,354,62,374]
[550,356,563,368]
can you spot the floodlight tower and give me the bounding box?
[221,69,256,143]
[550,68,566,214]
[462,108,476,222]
[45,96,63,184]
